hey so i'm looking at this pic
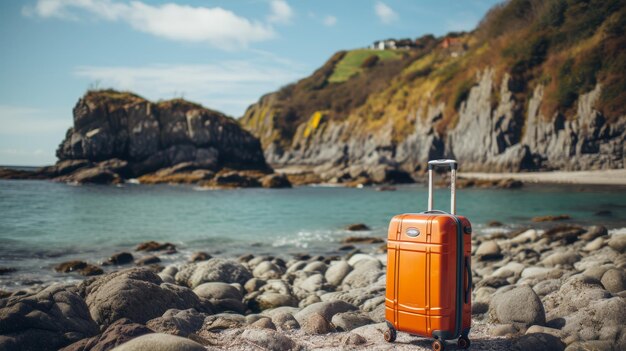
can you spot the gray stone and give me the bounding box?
[543,275,611,319]
[533,279,562,297]
[583,265,613,281]
[542,251,581,267]
[193,282,245,313]
[299,294,321,308]
[490,285,545,327]
[249,317,277,330]
[244,278,266,294]
[601,268,626,293]
[294,300,358,325]
[331,311,374,331]
[341,259,384,290]
[565,340,616,351]
[583,237,606,251]
[252,261,283,280]
[175,258,252,288]
[561,297,626,342]
[302,261,328,274]
[476,240,503,260]
[608,234,626,253]
[202,313,246,331]
[300,312,335,334]
[238,329,297,351]
[512,333,565,351]
[251,292,298,312]
[342,333,367,346]
[324,261,353,286]
[491,324,520,336]
[110,333,205,351]
[297,274,325,292]
[271,312,300,331]
[60,318,152,351]
[146,309,206,336]
[526,325,567,339]
[0,284,99,351]
[580,226,608,241]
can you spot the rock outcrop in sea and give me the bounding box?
[1,90,290,188]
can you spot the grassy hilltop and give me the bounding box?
[241,0,626,158]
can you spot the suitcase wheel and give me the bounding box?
[432,339,445,351]
[457,336,471,349]
[383,326,396,343]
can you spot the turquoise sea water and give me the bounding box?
[1,179,625,290]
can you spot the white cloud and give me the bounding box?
[73,60,306,117]
[24,0,275,50]
[268,0,293,24]
[323,15,337,27]
[375,1,398,24]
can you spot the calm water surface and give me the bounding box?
[1,180,625,289]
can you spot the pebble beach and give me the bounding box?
[1,221,625,351]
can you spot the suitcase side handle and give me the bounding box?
[465,256,472,304]
[427,159,457,215]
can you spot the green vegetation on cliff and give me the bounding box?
[241,0,626,152]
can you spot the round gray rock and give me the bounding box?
[252,261,283,280]
[476,240,502,260]
[325,261,353,286]
[331,311,374,331]
[601,268,626,293]
[294,300,358,324]
[111,333,205,351]
[175,258,252,288]
[490,285,546,327]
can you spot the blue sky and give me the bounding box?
[0,0,501,165]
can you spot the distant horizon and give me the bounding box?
[0,0,502,166]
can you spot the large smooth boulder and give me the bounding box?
[80,268,201,326]
[175,258,252,288]
[0,284,99,351]
[110,333,205,351]
[543,276,611,319]
[561,297,626,344]
[489,285,546,327]
[60,318,152,351]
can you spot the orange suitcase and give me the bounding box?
[384,159,472,351]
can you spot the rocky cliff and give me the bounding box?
[6,90,290,187]
[241,0,626,184]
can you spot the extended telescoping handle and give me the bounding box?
[427,159,458,215]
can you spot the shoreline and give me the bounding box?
[460,169,626,186]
